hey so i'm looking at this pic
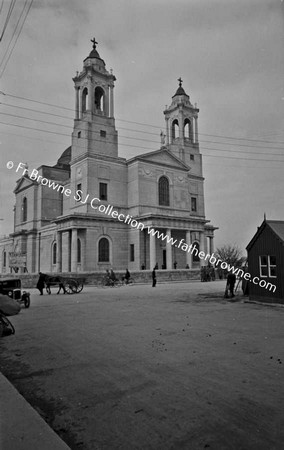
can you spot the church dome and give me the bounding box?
[83,38,105,66]
[172,78,189,98]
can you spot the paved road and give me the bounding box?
[0,281,284,450]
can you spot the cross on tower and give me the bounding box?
[91,37,98,49]
[178,77,183,87]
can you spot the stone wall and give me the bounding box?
[0,269,201,289]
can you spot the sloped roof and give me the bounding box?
[246,220,284,251]
[267,221,284,243]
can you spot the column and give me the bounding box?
[165,118,169,145]
[179,111,184,146]
[75,87,79,119]
[149,232,156,271]
[195,117,199,144]
[199,231,206,267]
[166,229,172,270]
[71,228,78,273]
[56,231,62,273]
[87,79,92,111]
[186,230,191,269]
[109,85,114,117]
[209,237,214,255]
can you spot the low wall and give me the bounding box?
[0,269,201,289]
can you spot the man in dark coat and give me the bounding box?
[227,273,236,297]
[124,269,131,285]
[36,272,46,295]
[152,268,157,287]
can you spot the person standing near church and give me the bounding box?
[36,272,46,295]
[152,267,157,287]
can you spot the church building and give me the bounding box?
[0,40,217,274]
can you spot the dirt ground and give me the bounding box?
[0,280,283,450]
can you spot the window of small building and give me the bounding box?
[98,238,109,262]
[52,242,57,265]
[268,255,277,277]
[190,154,195,161]
[191,197,197,212]
[158,176,170,206]
[22,197,27,222]
[259,255,268,277]
[130,244,135,262]
[100,130,106,138]
[99,182,108,201]
[77,238,81,263]
[78,131,81,138]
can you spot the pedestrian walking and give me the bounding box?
[152,267,157,287]
[225,272,236,298]
[36,272,46,295]
[124,269,131,284]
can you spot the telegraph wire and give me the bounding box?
[0,0,16,42]
[0,0,5,16]
[1,104,284,154]
[0,0,34,78]
[0,0,29,72]
[1,91,284,146]
[1,109,284,155]
[1,119,284,164]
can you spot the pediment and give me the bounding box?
[129,148,190,171]
[14,175,37,194]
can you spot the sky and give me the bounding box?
[0,0,283,255]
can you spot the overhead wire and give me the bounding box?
[0,0,33,78]
[1,90,284,146]
[0,0,29,72]
[1,108,284,159]
[1,119,284,165]
[0,0,16,42]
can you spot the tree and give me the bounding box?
[214,244,246,268]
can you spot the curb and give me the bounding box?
[0,372,70,450]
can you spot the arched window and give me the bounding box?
[52,242,57,265]
[22,197,27,222]
[158,176,170,206]
[192,242,200,262]
[94,87,105,112]
[82,87,88,112]
[77,238,81,263]
[184,118,192,141]
[98,237,109,262]
[171,119,179,141]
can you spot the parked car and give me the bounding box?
[0,278,30,308]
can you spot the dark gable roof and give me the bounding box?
[246,220,284,251]
[267,221,284,243]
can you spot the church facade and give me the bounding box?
[0,40,217,274]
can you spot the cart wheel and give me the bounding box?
[76,282,84,293]
[24,296,30,308]
[65,281,77,294]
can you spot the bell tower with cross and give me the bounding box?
[163,78,202,176]
[71,38,118,161]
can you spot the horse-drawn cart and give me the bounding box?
[44,275,84,294]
